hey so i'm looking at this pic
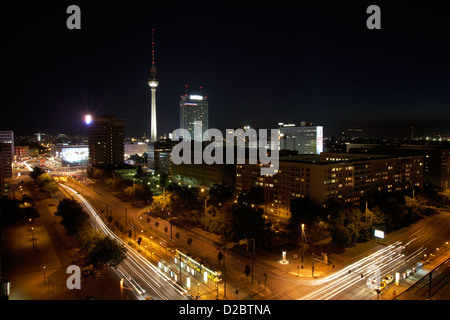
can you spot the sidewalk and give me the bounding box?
[1,178,122,300]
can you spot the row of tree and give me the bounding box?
[29,166,58,193]
[152,184,268,243]
[287,187,440,248]
[55,198,127,270]
[87,166,154,204]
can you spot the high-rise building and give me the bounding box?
[279,122,323,154]
[87,115,124,167]
[0,129,14,193]
[180,92,208,141]
[148,29,159,143]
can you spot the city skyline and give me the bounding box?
[2,1,450,306]
[3,1,450,139]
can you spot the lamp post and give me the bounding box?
[120,278,124,300]
[301,224,305,269]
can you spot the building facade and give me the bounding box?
[236,152,424,220]
[344,143,450,190]
[147,140,177,174]
[0,130,14,193]
[180,95,208,141]
[87,115,124,167]
[279,122,323,154]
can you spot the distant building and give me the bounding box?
[344,143,450,190]
[0,130,14,193]
[279,122,323,154]
[125,142,148,158]
[87,115,124,167]
[236,152,423,220]
[14,146,30,161]
[148,140,177,174]
[180,94,208,141]
[171,142,236,188]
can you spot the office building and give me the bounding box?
[171,142,236,188]
[87,115,124,167]
[148,140,178,174]
[279,122,323,154]
[180,93,208,141]
[0,130,14,193]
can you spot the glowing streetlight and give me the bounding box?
[85,114,92,125]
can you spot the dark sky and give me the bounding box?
[3,0,450,139]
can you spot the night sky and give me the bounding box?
[3,1,450,139]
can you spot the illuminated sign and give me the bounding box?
[374,229,384,239]
[61,147,89,163]
[316,126,323,154]
[189,95,203,100]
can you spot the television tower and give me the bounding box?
[148,28,159,142]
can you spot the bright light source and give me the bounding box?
[374,229,384,239]
[85,114,92,125]
[190,95,203,100]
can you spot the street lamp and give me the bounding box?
[301,224,305,269]
[120,278,124,300]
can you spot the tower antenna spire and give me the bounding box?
[152,28,155,68]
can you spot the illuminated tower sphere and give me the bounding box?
[148,29,159,142]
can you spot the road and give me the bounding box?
[272,207,450,300]
[59,184,190,300]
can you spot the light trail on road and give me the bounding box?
[299,241,427,300]
[60,183,190,300]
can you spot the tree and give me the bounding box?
[134,165,145,178]
[36,174,58,192]
[55,198,89,236]
[153,192,172,212]
[29,166,45,180]
[85,235,127,269]
[208,184,234,206]
[287,197,324,243]
[159,172,169,189]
